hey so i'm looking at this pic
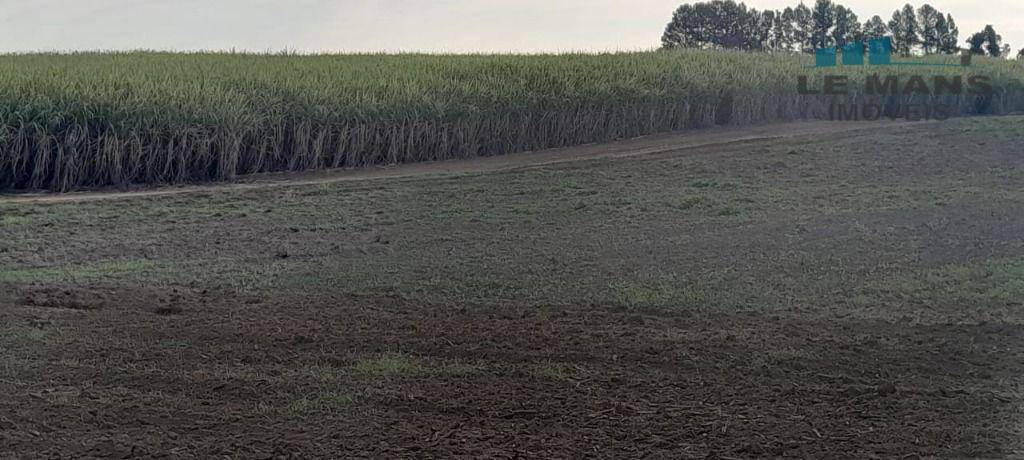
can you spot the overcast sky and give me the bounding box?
[1,0,1021,55]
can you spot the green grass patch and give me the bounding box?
[286,392,356,415]
[873,258,1024,307]
[528,362,585,381]
[714,205,744,217]
[672,195,703,210]
[353,354,426,377]
[0,260,160,283]
[0,214,32,226]
[611,275,726,310]
[352,354,483,378]
[0,327,57,349]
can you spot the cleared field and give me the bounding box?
[1,51,1023,191]
[1,117,1022,457]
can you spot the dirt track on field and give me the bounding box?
[0,120,904,204]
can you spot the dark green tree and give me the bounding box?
[917,4,941,54]
[662,4,706,49]
[811,0,836,49]
[968,32,987,55]
[775,7,798,51]
[983,25,1003,57]
[743,8,773,51]
[862,15,889,41]
[968,25,1002,57]
[888,4,920,56]
[832,5,861,47]
[939,14,959,53]
[661,1,762,51]
[760,10,784,51]
[792,3,815,53]
[933,14,949,53]
[661,1,966,57]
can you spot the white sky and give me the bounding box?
[0,0,1021,55]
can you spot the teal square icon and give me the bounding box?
[815,48,837,67]
[842,43,864,65]
[868,37,892,65]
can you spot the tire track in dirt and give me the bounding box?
[0,119,921,204]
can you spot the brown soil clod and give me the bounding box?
[19,286,102,310]
[153,305,185,316]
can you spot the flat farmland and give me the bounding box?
[1,117,1023,458]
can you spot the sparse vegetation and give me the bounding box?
[286,392,356,415]
[352,354,481,378]
[527,362,586,380]
[353,354,426,377]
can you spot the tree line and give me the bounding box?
[662,0,1019,59]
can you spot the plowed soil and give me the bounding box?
[2,285,1021,459]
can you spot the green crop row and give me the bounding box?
[1,50,1021,191]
